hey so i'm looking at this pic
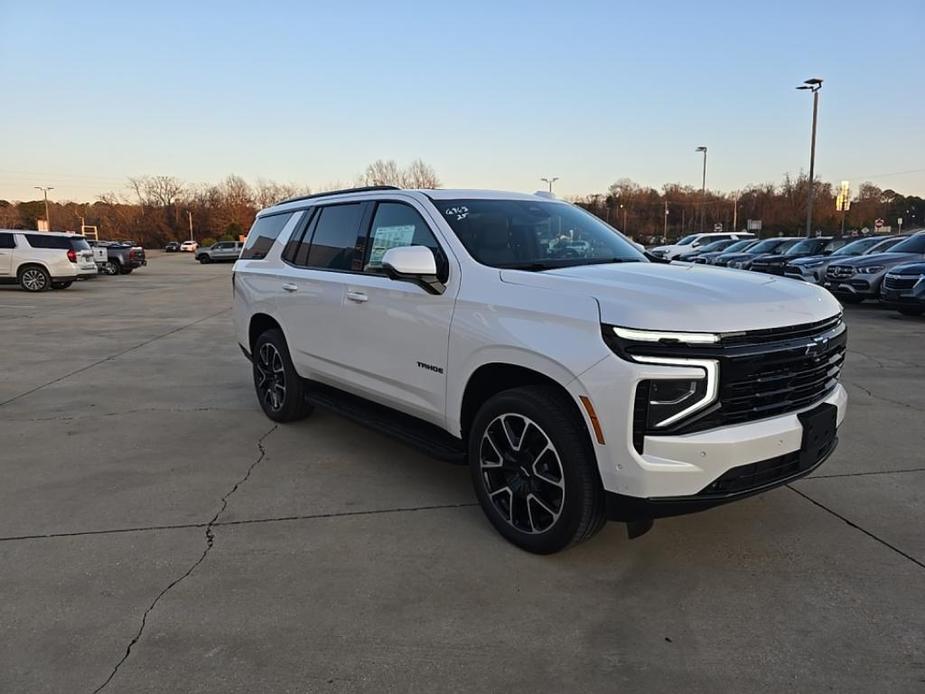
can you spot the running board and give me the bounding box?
[303,381,467,464]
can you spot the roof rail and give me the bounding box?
[279,185,401,205]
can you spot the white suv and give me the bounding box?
[232,187,847,553]
[0,230,98,291]
[650,231,755,261]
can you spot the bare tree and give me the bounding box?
[401,159,441,189]
[362,159,403,187]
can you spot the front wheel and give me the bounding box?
[468,385,606,554]
[252,329,313,422]
[198,255,211,264]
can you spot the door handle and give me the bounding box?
[346,290,368,303]
[281,283,298,293]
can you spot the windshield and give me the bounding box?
[675,234,699,245]
[435,199,646,269]
[699,240,731,252]
[834,237,885,256]
[891,234,925,254]
[749,238,791,253]
[69,238,91,251]
[785,238,829,256]
[723,239,755,253]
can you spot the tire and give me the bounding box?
[18,265,51,292]
[468,385,607,554]
[198,255,211,264]
[103,260,120,276]
[252,329,313,423]
[51,281,73,290]
[898,306,924,316]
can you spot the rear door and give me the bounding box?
[0,232,14,276]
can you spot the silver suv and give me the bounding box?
[196,241,244,264]
[824,232,925,303]
[0,230,98,291]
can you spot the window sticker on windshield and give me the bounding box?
[445,206,468,221]
[368,225,416,267]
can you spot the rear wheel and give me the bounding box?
[102,260,120,275]
[898,306,924,316]
[18,266,51,292]
[51,281,73,290]
[252,329,313,422]
[468,385,606,554]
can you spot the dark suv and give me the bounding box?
[715,237,800,269]
[881,261,925,316]
[825,232,925,303]
[750,237,845,276]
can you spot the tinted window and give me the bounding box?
[438,199,644,269]
[69,237,91,251]
[891,234,925,254]
[0,233,14,249]
[833,237,884,256]
[723,239,755,253]
[676,234,699,245]
[305,203,365,270]
[364,203,447,280]
[25,234,72,249]
[786,238,829,255]
[240,212,293,260]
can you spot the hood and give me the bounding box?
[788,254,830,266]
[888,261,925,275]
[499,262,840,333]
[829,251,919,268]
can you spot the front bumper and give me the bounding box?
[571,353,847,503]
[824,277,879,298]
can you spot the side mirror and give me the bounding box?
[692,242,702,248]
[381,246,445,294]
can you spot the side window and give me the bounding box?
[240,212,293,260]
[24,234,70,249]
[304,203,365,271]
[364,202,447,281]
[282,208,317,264]
[0,233,14,249]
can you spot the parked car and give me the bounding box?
[880,261,925,316]
[0,230,98,291]
[180,240,199,252]
[165,241,180,252]
[233,186,846,553]
[785,235,903,284]
[673,238,739,262]
[88,240,147,275]
[649,231,755,261]
[693,238,759,264]
[749,237,846,276]
[825,232,925,303]
[720,237,801,269]
[196,241,244,263]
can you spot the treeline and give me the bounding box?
[0,159,439,246]
[0,162,921,246]
[572,175,924,241]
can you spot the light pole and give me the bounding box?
[540,177,559,194]
[732,191,739,233]
[619,203,627,232]
[34,186,54,230]
[186,210,194,241]
[796,78,823,237]
[695,147,707,233]
[663,200,669,240]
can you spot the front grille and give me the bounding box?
[883,275,917,291]
[718,315,841,347]
[784,264,801,275]
[827,265,854,280]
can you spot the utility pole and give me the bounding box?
[187,210,194,241]
[619,203,628,232]
[797,78,823,237]
[34,186,54,230]
[540,177,559,194]
[696,146,707,233]
[663,200,669,240]
[732,191,739,232]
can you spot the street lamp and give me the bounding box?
[34,186,54,230]
[695,147,707,233]
[619,203,627,232]
[540,176,559,193]
[796,78,823,237]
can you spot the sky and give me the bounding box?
[2,0,924,203]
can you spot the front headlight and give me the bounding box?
[634,355,719,428]
[857,265,884,274]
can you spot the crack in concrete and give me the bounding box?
[846,380,925,412]
[848,348,923,370]
[5,406,252,423]
[0,308,231,409]
[90,424,277,694]
[788,485,925,571]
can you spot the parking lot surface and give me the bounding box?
[1,253,923,693]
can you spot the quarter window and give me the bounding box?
[305,203,365,271]
[364,202,447,280]
[24,234,71,249]
[240,212,293,260]
[0,233,14,249]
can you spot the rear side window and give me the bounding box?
[0,233,14,249]
[25,234,72,249]
[241,212,293,260]
[305,203,365,271]
[70,238,91,251]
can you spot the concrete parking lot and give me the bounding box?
[1,252,923,693]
